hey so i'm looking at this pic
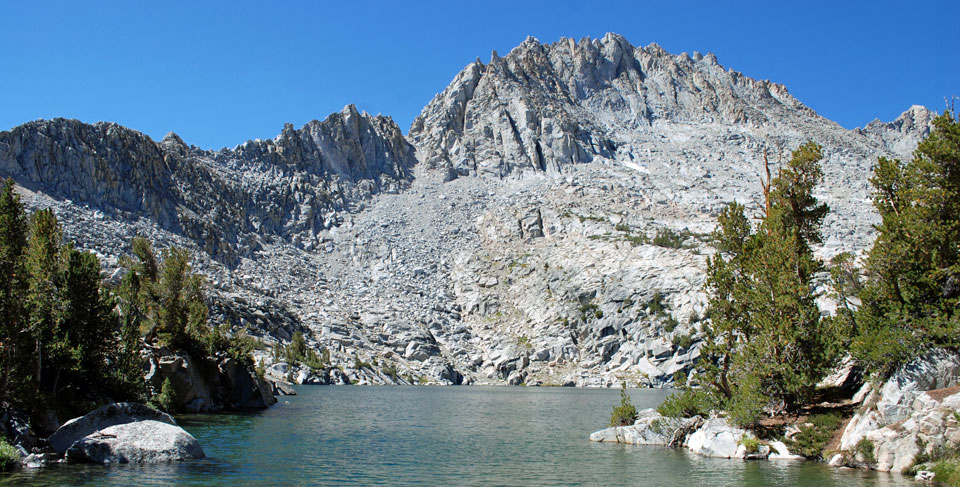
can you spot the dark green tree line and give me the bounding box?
[0,180,142,425]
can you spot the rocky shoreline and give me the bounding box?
[589,350,960,481]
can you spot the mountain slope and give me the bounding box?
[0,33,937,387]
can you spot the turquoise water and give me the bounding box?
[3,386,912,486]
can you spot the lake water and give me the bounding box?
[3,386,913,486]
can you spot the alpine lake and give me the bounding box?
[3,386,913,486]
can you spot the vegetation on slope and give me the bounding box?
[0,179,257,431]
[657,110,959,436]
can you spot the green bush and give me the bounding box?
[157,377,180,413]
[610,382,638,426]
[0,438,20,471]
[855,438,876,465]
[784,412,842,459]
[657,388,713,418]
[663,315,679,332]
[647,291,666,315]
[930,458,960,487]
[671,333,693,349]
[741,436,761,454]
[652,228,686,248]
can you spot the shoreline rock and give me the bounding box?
[65,420,204,464]
[48,403,176,455]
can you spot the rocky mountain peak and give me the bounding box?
[857,105,937,158]
[409,33,819,178]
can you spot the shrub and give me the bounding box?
[157,377,180,413]
[930,458,960,487]
[610,382,638,426]
[741,436,761,454]
[663,315,679,332]
[671,333,693,349]
[784,412,842,459]
[652,228,685,248]
[383,363,399,381]
[657,388,713,418]
[856,438,876,465]
[647,291,666,315]
[0,438,20,471]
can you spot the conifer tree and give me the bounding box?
[24,209,66,400]
[0,179,27,401]
[855,110,960,376]
[661,142,838,426]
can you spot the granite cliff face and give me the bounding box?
[0,34,937,387]
[0,105,414,265]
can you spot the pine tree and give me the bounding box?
[119,238,208,350]
[24,209,66,402]
[62,248,117,393]
[855,110,960,376]
[0,179,27,401]
[662,142,838,426]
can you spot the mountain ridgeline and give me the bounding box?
[0,33,937,388]
[0,106,415,266]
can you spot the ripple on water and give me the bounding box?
[4,387,914,487]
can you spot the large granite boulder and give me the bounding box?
[590,408,702,446]
[158,352,217,413]
[835,350,960,473]
[48,403,175,455]
[65,420,204,464]
[877,349,960,423]
[685,417,751,459]
[218,357,277,410]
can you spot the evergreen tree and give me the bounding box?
[855,110,960,376]
[662,142,838,426]
[0,179,27,401]
[62,248,117,394]
[120,237,207,349]
[24,209,66,402]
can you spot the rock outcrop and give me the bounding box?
[144,349,276,413]
[590,411,775,461]
[589,408,701,446]
[66,420,204,464]
[857,105,936,157]
[836,350,960,473]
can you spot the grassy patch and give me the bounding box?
[0,438,20,471]
[784,412,843,459]
[740,436,761,454]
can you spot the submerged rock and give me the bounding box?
[65,420,204,464]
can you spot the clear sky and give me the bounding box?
[1,1,957,150]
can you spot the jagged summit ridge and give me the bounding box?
[0,107,416,265]
[857,104,937,156]
[409,33,813,177]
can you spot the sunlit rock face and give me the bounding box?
[0,33,933,387]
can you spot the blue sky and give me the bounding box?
[1,1,956,149]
